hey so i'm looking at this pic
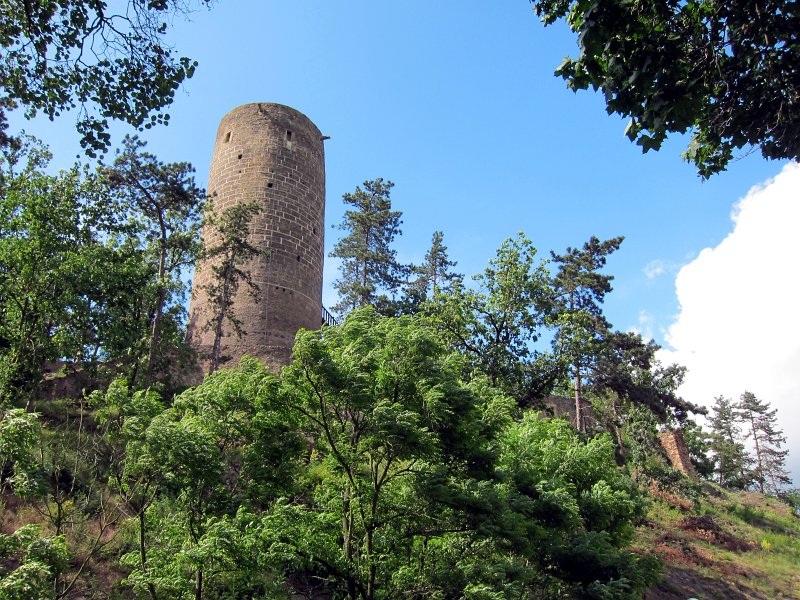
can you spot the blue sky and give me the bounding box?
[10,1,796,478]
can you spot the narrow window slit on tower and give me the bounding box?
[267,182,273,188]
[297,255,301,262]
[224,131,231,143]
[286,130,292,141]
[238,153,243,159]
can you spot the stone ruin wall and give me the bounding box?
[659,430,698,479]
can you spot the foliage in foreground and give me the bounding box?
[253,309,658,599]
[0,0,214,155]
[530,0,800,177]
[1,310,660,599]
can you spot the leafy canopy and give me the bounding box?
[530,0,800,177]
[0,0,213,155]
[428,233,553,405]
[253,308,659,599]
[0,140,156,404]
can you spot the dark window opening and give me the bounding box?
[267,182,273,188]
[286,130,293,141]
[297,255,301,262]
[238,153,243,159]
[313,227,317,234]
[224,132,231,143]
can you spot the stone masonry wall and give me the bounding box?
[659,430,698,479]
[187,103,325,374]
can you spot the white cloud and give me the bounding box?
[643,259,667,280]
[643,258,681,281]
[660,162,800,485]
[629,310,655,341]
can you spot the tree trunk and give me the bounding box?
[568,292,584,433]
[144,236,168,386]
[195,568,203,600]
[366,491,379,600]
[574,364,583,433]
[139,510,159,600]
[748,412,765,493]
[209,261,234,374]
[342,485,356,600]
[210,309,224,374]
[361,257,369,308]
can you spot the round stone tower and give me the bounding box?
[188,103,325,372]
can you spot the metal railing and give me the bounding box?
[321,306,338,327]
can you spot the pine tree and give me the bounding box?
[550,235,624,432]
[197,200,266,374]
[708,395,752,489]
[412,230,462,299]
[106,135,204,386]
[738,391,792,495]
[330,178,405,315]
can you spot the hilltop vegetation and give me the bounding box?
[1,1,798,595]
[1,147,796,599]
[640,484,800,599]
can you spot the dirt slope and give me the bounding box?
[639,485,799,600]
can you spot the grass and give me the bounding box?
[638,482,800,599]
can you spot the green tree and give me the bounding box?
[262,308,658,599]
[737,391,792,495]
[386,230,462,317]
[275,308,510,599]
[778,488,800,516]
[105,135,204,386]
[411,230,462,300]
[0,151,91,406]
[77,237,157,372]
[118,359,303,599]
[0,407,40,496]
[499,413,660,597]
[0,0,213,155]
[0,141,150,406]
[0,525,68,600]
[0,397,130,599]
[330,178,405,315]
[591,332,697,424]
[530,0,799,177]
[708,395,752,489]
[196,200,266,373]
[589,331,702,465]
[428,233,555,405]
[92,379,166,600]
[550,236,624,432]
[24,407,129,599]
